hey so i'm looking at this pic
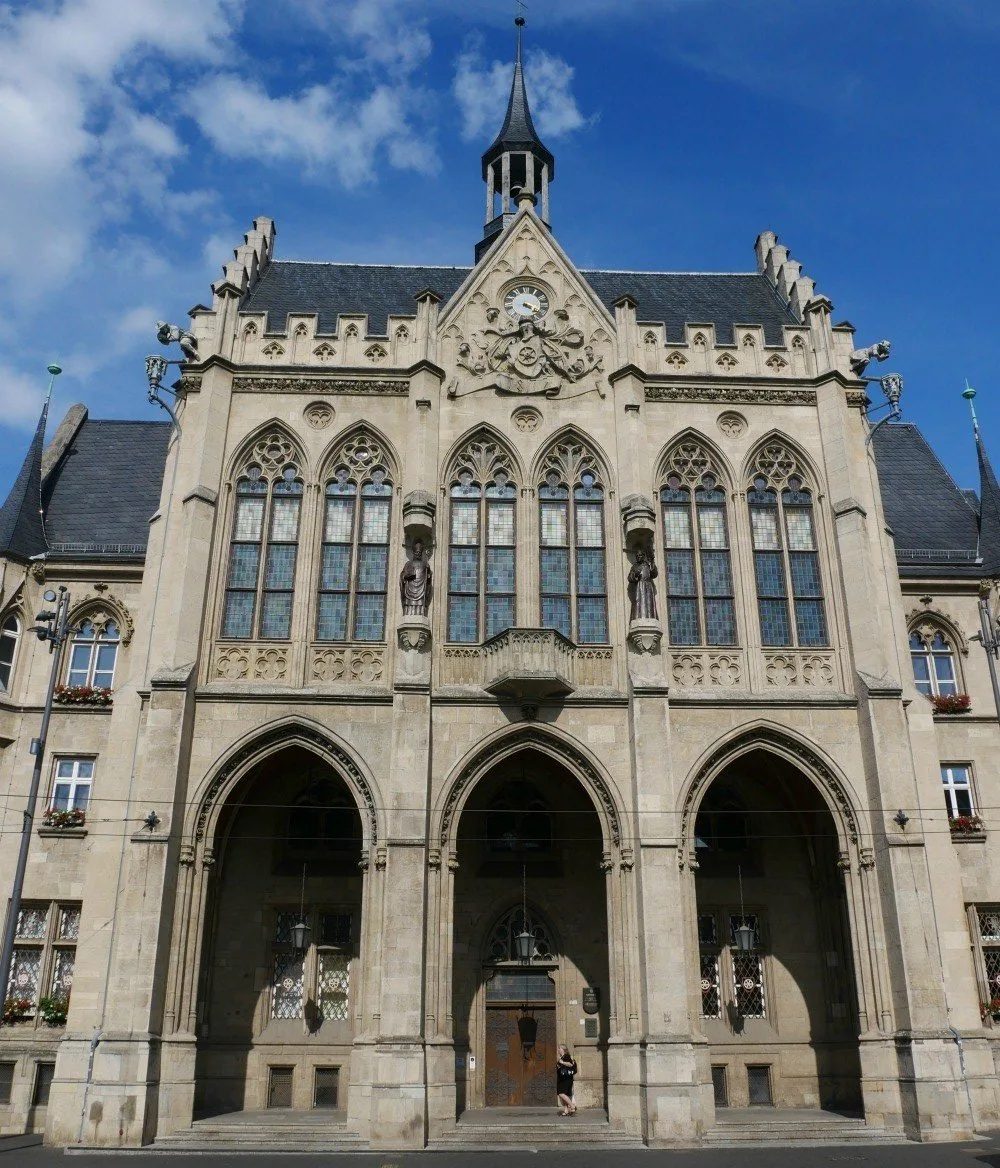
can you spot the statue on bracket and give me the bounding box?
[400,539,432,617]
[448,302,605,401]
[628,545,659,623]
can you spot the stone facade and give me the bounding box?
[1,50,1000,1150]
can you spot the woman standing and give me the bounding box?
[556,1044,578,1115]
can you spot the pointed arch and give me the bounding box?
[189,716,383,853]
[318,422,400,485]
[442,423,525,489]
[530,425,614,492]
[678,720,861,862]
[227,419,308,482]
[906,609,966,697]
[435,722,625,854]
[654,428,735,492]
[741,430,823,493]
[66,593,134,644]
[481,901,560,964]
[0,606,23,694]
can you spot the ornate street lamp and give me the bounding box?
[291,864,311,953]
[733,865,755,953]
[514,864,534,963]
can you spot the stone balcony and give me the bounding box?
[482,629,577,701]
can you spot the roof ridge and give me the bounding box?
[273,260,471,270]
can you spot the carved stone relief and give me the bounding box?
[512,406,543,432]
[303,401,335,429]
[717,411,748,438]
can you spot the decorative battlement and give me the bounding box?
[755,231,819,322]
[212,216,276,304]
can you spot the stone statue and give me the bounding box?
[400,539,432,617]
[849,339,891,377]
[156,320,199,362]
[628,545,659,622]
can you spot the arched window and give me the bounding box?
[66,619,120,689]
[447,438,517,643]
[538,440,608,644]
[0,615,19,692]
[485,906,554,964]
[486,783,552,853]
[317,433,393,642]
[747,443,827,647]
[909,627,958,696]
[222,433,304,641]
[287,774,360,856]
[660,441,736,646]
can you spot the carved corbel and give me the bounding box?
[375,846,388,870]
[627,619,663,655]
[620,493,657,549]
[428,848,442,871]
[179,843,196,867]
[402,490,436,546]
[619,846,635,871]
[600,850,615,873]
[398,620,431,653]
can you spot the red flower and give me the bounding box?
[931,693,971,715]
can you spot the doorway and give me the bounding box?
[484,969,557,1106]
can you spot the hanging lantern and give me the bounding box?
[291,918,311,952]
[514,929,534,963]
[734,921,755,952]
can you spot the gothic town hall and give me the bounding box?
[1,31,1000,1151]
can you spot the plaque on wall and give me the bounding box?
[582,986,600,1015]
[584,1018,599,1039]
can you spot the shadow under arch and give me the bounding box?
[189,716,382,853]
[679,722,861,862]
[434,722,624,855]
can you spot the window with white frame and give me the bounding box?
[0,614,19,691]
[5,903,80,1018]
[942,764,975,819]
[50,759,93,812]
[909,628,959,696]
[66,619,119,689]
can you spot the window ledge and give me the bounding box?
[37,827,87,839]
[951,831,987,844]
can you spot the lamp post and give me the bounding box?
[514,863,534,963]
[0,586,71,1019]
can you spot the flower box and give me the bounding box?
[949,814,984,835]
[42,807,86,829]
[38,995,68,1027]
[931,693,971,715]
[2,996,33,1024]
[981,997,1000,1024]
[54,685,112,707]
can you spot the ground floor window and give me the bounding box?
[5,903,79,1023]
[698,910,766,1019]
[971,905,1000,1019]
[270,909,352,1023]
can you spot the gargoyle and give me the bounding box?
[849,339,891,378]
[156,320,199,362]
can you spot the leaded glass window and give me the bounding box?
[0,614,19,692]
[222,459,304,641]
[910,628,958,696]
[4,902,80,1018]
[660,448,736,646]
[271,908,353,1024]
[538,442,608,644]
[318,953,350,1021]
[317,462,392,643]
[66,619,119,688]
[447,441,517,643]
[747,445,827,648]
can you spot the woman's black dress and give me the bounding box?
[556,1057,577,1097]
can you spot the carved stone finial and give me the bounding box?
[156,320,199,363]
[400,539,432,617]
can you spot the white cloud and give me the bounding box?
[0,365,47,431]
[453,39,590,142]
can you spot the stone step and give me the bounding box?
[703,1122,903,1146]
[153,1121,368,1152]
[430,1122,644,1149]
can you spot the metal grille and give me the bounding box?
[313,1067,340,1109]
[984,949,1000,997]
[271,954,304,1020]
[711,1065,728,1108]
[700,954,721,1017]
[267,1066,293,1109]
[978,908,1000,943]
[732,951,766,1018]
[51,949,75,998]
[584,1018,598,1038]
[16,906,47,940]
[317,954,350,1021]
[0,1063,12,1105]
[747,1065,773,1106]
[58,907,80,941]
[32,1063,55,1107]
[8,947,40,1004]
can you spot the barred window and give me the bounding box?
[972,907,1000,1015]
[317,465,392,643]
[747,444,827,648]
[66,619,119,688]
[910,628,958,696]
[660,443,736,646]
[222,462,304,640]
[446,439,517,643]
[270,909,352,1023]
[698,914,722,1018]
[0,614,19,692]
[5,902,80,1022]
[538,442,608,644]
[696,909,766,1022]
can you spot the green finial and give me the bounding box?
[963,380,977,401]
[964,380,980,436]
[46,363,62,377]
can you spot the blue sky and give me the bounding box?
[1,0,998,502]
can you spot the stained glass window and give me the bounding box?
[447,467,517,643]
[661,468,736,647]
[539,467,608,644]
[0,615,19,692]
[910,629,958,697]
[223,464,303,641]
[66,620,120,689]
[317,467,392,643]
[748,471,827,648]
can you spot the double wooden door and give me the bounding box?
[485,1006,556,1106]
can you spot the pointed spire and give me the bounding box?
[965,383,1000,577]
[0,395,50,562]
[482,19,554,184]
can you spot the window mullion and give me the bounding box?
[253,492,273,639]
[347,497,360,640]
[479,498,487,641]
[778,499,797,648]
[568,496,579,641]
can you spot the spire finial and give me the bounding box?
[515,4,526,64]
[964,380,980,437]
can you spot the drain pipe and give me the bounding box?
[76,1028,102,1144]
[948,1026,976,1131]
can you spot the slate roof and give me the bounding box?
[0,402,48,561]
[41,419,171,560]
[482,55,554,179]
[241,262,800,346]
[870,423,983,577]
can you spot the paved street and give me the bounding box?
[6,1135,1000,1167]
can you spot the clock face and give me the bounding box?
[504,284,550,322]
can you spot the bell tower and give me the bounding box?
[477,16,555,261]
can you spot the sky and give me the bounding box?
[0,0,998,502]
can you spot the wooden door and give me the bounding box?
[485,1007,556,1106]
